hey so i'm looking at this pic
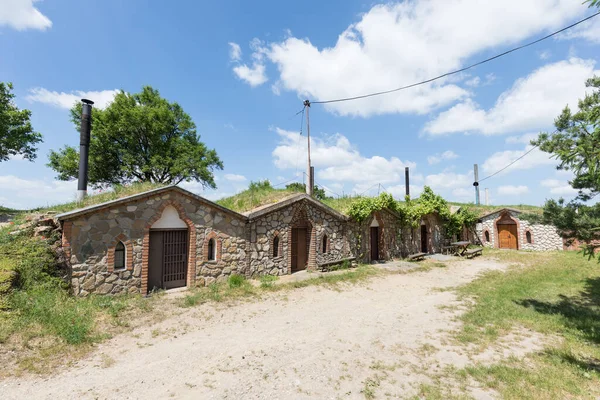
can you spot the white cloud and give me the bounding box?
[541,178,578,196]
[498,185,529,196]
[427,150,459,165]
[26,88,119,110]
[272,127,415,186]
[232,63,268,87]
[482,145,556,176]
[538,50,551,60]
[559,17,600,44]
[224,174,247,182]
[228,42,242,61]
[0,176,77,209]
[465,76,481,87]
[0,0,51,31]
[424,171,472,190]
[426,58,600,135]
[256,0,586,117]
[505,133,539,145]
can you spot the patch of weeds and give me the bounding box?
[259,275,278,289]
[361,375,381,399]
[228,274,245,289]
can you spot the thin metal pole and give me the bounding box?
[405,167,410,197]
[77,99,94,203]
[474,164,480,205]
[304,100,313,196]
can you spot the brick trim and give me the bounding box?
[203,230,223,262]
[107,233,134,273]
[320,232,330,254]
[62,221,73,265]
[288,202,317,273]
[141,201,197,294]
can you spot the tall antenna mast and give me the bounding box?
[304,100,313,196]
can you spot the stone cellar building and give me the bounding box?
[57,186,565,297]
[476,208,563,251]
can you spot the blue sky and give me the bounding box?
[1,0,599,209]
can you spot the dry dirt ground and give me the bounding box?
[2,258,527,399]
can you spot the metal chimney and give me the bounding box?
[77,99,94,203]
[405,167,410,197]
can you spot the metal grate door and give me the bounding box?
[162,230,188,289]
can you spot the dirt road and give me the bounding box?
[2,259,507,399]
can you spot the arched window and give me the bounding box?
[208,238,216,261]
[114,241,126,270]
[526,231,532,244]
[273,235,280,257]
[322,234,328,253]
[484,230,490,243]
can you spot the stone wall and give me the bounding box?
[476,210,563,251]
[65,191,248,296]
[247,200,351,276]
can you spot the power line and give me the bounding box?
[479,145,540,183]
[312,11,600,105]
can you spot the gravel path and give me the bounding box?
[2,258,508,399]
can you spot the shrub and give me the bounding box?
[228,274,245,289]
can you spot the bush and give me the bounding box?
[228,274,245,289]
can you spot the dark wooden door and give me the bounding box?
[148,229,188,293]
[291,228,308,272]
[421,225,428,253]
[370,227,379,261]
[498,225,518,249]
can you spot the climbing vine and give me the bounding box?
[347,187,478,237]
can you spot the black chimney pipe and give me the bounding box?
[405,167,410,197]
[77,99,94,202]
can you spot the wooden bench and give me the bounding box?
[318,257,356,272]
[441,245,456,255]
[464,248,483,259]
[407,252,427,261]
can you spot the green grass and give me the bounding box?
[182,265,379,307]
[451,250,600,399]
[34,182,165,214]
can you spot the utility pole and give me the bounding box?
[473,164,480,205]
[485,188,489,206]
[77,99,94,203]
[304,100,313,197]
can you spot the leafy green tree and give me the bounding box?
[0,82,42,162]
[48,86,223,188]
[585,0,599,8]
[533,77,600,256]
[285,182,329,200]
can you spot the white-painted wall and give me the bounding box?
[151,205,187,229]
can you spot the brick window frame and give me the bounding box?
[107,233,134,273]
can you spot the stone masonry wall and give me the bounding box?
[247,200,351,277]
[66,191,247,296]
[476,210,563,251]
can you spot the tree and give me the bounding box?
[532,76,600,256]
[48,86,223,188]
[285,182,329,200]
[0,82,42,162]
[585,0,599,8]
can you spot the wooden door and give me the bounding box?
[148,229,188,293]
[291,228,308,272]
[498,225,518,249]
[370,227,379,261]
[421,225,428,253]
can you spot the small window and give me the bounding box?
[526,231,532,244]
[322,234,328,253]
[208,238,216,261]
[484,231,490,242]
[114,241,126,270]
[273,235,280,257]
